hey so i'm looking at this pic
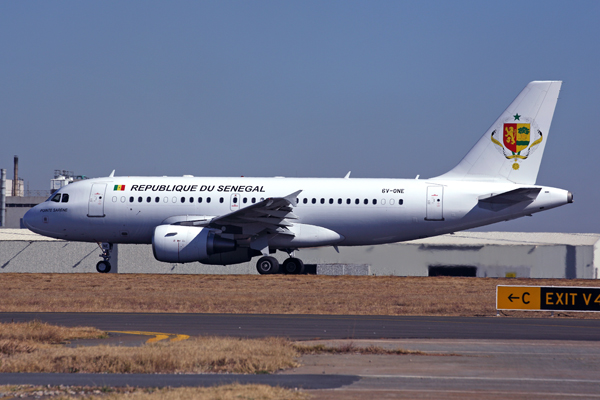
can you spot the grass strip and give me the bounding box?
[2,274,598,318]
[0,320,106,343]
[294,341,426,355]
[0,336,299,374]
[0,384,308,400]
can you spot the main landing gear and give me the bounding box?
[96,242,112,273]
[256,255,305,275]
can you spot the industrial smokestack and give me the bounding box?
[13,156,18,197]
[1,169,6,227]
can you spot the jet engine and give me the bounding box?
[152,225,254,265]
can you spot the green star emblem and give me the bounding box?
[513,113,521,121]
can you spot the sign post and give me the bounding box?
[497,286,600,312]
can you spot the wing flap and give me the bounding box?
[209,190,302,235]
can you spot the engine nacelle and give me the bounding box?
[152,225,243,264]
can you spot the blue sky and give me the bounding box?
[1,1,598,232]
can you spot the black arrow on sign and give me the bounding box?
[508,294,520,302]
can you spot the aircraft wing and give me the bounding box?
[207,190,302,236]
[478,187,541,211]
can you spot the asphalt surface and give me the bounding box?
[2,312,600,398]
[0,373,358,390]
[1,312,600,341]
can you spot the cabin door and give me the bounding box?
[88,184,107,217]
[425,186,444,221]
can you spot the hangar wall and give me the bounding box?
[0,229,599,279]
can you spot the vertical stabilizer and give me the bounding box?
[435,81,562,184]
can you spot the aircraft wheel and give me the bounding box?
[256,256,280,275]
[282,258,305,275]
[96,261,111,273]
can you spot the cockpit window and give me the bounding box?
[50,193,61,202]
[61,194,69,203]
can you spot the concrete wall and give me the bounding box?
[1,230,598,278]
[4,197,47,229]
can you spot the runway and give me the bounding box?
[2,313,600,398]
[1,312,599,341]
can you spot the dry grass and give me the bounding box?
[0,321,106,356]
[294,341,426,356]
[0,336,299,374]
[0,320,106,343]
[1,274,599,317]
[0,385,308,400]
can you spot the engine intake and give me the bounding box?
[152,225,241,264]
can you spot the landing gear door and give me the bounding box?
[230,193,240,211]
[88,184,107,217]
[425,186,444,221]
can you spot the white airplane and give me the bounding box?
[24,81,572,274]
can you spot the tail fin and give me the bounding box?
[435,81,562,185]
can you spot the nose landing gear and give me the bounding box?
[96,242,113,273]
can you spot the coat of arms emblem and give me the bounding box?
[491,113,543,170]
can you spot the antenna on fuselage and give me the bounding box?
[344,171,351,179]
[109,170,115,178]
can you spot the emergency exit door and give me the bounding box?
[88,184,107,217]
[425,186,444,221]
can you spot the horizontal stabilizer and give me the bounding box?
[478,187,541,211]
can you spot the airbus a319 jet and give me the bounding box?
[24,81,572,274]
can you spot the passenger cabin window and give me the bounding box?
[355,199,359,204]
[61,194,69,203]
[399,199,404,205]
[329,198,333,204]
[364,199,368,205]
[373,199,377,205]
[347,199,351,204]
[207,197,211,203]
[251,198,256,203]
[312,198,316,204]
[219,197,224,203]
[181,197,186,203]
[320,198,325,204]
[303,198,308,204]
[198,197,203,203]
[138,197,143,203]
[338,198,342,204]
[146,197,151,203]
[155,197,160,203]
[51,194,61,202]
[190,197,194,203]
[129,197,134,203]
[243,198,247,204]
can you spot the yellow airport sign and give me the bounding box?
[497,286,540,310]
[497,286,600,312]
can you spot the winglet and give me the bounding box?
[109,170,115,178]
[344,171,351,179]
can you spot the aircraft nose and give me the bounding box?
[23,207,35,230]
[23,206,40,232]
